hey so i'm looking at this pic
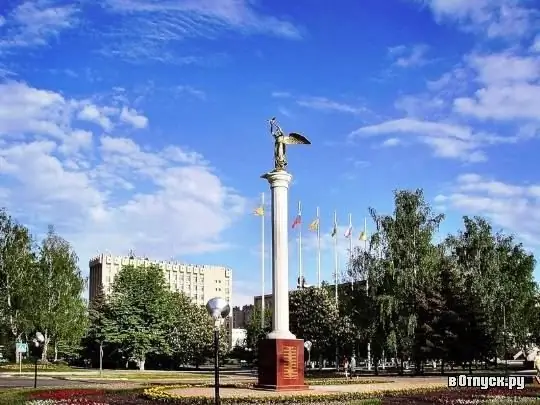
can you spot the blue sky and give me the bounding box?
[1,0,539,306]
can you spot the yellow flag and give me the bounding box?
[308,218,319,231]
[359,231,367,241]
[253,206,264,216]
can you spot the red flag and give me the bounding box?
[292,215,301,229]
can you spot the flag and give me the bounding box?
[308,218,319,231]
[359,231,367,241]
[253,206,264,216]
[344,225,352,238]
[292,214,301,229]
[331,221,337,237]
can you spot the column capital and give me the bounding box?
[261,170,293,188]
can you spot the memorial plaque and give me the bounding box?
[282,345,298,379]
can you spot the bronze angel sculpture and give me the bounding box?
[269,117,311,171]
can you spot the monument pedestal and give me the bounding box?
[255,338,308,391]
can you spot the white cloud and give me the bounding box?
[77,105,114,131]
[176,85,206,100]
[436,173,540,246]
[532,35,540,53]
[0,81,246,267]
[271,91,291,98]
[296,96,369,115]
[381,138,401,147]
[453,52,540,122]
[349,118,487,162]
[119,107,149,129]
[0,0,78,49]
[100,0,302,62]
[388,44,430,68]
[419,0,536,39]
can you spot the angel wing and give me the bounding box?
[283,132,311,145]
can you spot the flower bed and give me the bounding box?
[142,384,443,404]
[307,378,391,385]
[1,384,536,405]
[381,387,540,404]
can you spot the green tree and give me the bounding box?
[31,226,86,361]
[290,287,340,361]
[244,305,272,362]
[0,209,35,352]
[83,287,110,371]
[104,264,173,370]
[368,190,444,374]
[168,292,228,368]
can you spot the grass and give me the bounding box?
[72,371,215,380]
[0,388,32,405]
[0,362,77,373]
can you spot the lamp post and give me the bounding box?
[29,331,45,388]
[206,297,230,405]
[304,341,312,368]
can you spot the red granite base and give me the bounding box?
[255,338,309,391]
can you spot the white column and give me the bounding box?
[262,170,296,340]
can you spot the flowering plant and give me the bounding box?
[29,389,106,400]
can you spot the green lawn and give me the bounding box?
[0,363,77,373]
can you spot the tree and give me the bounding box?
[290,287,340,361]
[168,292,228,368]
[104,264,173,370]
[83,287,109,372]
[244,305,272,362]
[31,226,86,361]
[0,209,35,352]
[367,190,444,374]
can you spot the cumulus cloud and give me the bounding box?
[418,0,537,39]
[436,173,540,246]
[453,52,540,122]
[0,81,246,266]
[0,0,78,50]
[351,6,540,162]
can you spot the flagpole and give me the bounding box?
[333,211,338,304]
[298,201,303,288]
[333,210,339,370]
[261,192,265,329]
[364,216,372,371]
[349,213,353,287]
[316,207,321,288]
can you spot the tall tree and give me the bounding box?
[104,264,173,370]
[168,292,228,368]
[32,226,86,361]
[289,287,340,361]
[368,189,444,374]
[0,209,35,350]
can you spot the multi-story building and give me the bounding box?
[88,253,233,346]
[232,305,253,328]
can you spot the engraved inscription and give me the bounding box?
[282,345,298,379]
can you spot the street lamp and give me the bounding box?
[304,341,312,368]
[206,297,230,405]
[29,331,45,388]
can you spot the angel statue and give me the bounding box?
[269,117,311,172]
